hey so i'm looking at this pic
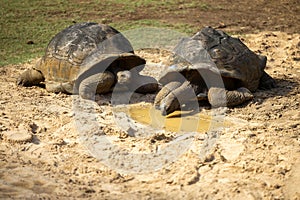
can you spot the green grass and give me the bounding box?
[0,0,206,66]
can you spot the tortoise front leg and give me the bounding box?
[79,71,115,99]
[208,87,253,107]
[17,69,44,87]
[154,81,182,109]
[157,81,197,115]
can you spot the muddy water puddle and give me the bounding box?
[122,103,233,133]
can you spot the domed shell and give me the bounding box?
[160,27,266,92]
[35,22,145,83]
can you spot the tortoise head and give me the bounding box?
[116,70,132,85]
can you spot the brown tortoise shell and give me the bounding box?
[34,22,145,83]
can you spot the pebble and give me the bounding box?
[3,130,33,143]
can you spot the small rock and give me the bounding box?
[3,130,33,143]
[2,123,35,144]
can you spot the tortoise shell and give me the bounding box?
[160,27,266,92]
[34,22,145,83]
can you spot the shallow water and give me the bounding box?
[128,104,228,133]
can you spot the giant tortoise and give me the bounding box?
[17,22,158,98]
[155,26,276,115]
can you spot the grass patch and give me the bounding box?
[0,0,204,66]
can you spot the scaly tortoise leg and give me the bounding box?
[154,81,182,109]
[208,87,254,107]
[45,81,74,94]
[157,81,197,116]
[17,69,44,87]
[79,71,115,99]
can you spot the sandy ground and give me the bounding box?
[0,31,299,199]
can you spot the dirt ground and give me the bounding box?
[1,1,300,199]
